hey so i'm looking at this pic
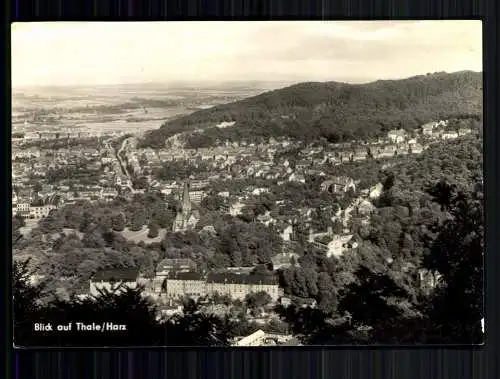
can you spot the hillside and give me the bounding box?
[139,71,483,149]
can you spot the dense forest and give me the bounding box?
[139,71,482,149]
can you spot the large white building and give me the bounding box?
[205,273,280,302]
[161,272,281,302]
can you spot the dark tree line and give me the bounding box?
[13,260,235,347]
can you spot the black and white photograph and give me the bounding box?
[12,21,483,347]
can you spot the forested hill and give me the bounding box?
[139,71,482,149]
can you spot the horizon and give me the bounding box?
[12,69,482,93]
[12,21,482,88]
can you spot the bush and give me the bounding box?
[147,223,159,238]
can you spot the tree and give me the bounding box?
[201,195,224,212]
[13,213,26,229]
[132,176,149,190]
[13,259,47,345]
[316,272,337,314]
[245,291,272,309]
[13,259,232,347]
[251,264,273,277]
[111,214,126,232]
[423,182,483,343]
[147,222,159,238]
[33,182,43,193]
[338,265,418,330]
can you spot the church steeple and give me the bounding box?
[182,180,191,214]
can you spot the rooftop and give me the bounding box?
[92,268,139,282]
[207,273,277,286]
[167,271,204,281]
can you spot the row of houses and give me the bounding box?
[13,202,57,219]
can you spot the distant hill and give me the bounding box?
[139,71,482,149]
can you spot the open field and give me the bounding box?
[12,83,268,135]
[120,226,167,244]
[18,219,39,237]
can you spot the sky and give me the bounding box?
[11,21,482,88]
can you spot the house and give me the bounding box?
[421,122,437,136]
[417,269,442,295]
[288,173,306,183]
[321,177,356,194]
[352,150,368,161]
[29,204,57,219]
[188,190,206,204]
[387,129,407,143]
[458,128,472,136]
[441,131,459,140]
[278,224,294,241]
[409,143,424,154]
[89,268,139,297]
[325,234,356,258]
[234,330,267,346]
[228,201,246,216]
[16,202,31,217]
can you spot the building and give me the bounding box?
[16,202,31,217]
[458,127,472,136]
[409,143,424,154]
[421,122,437,136]
[234,330,266,346]
[89,268,139,297]
[188,190,206,204]
[206,273,280,302]
[233,329,298,346]
[189,179,209,190]
[164,272,205,299]
[172,181,200,232]
[29,204,57,219]
[220,200,246,216]
[325,234,357,257]
[441,131,459,140]
[417,268,442,295]
[321,177,356,194]
[277,224,294,241]
[153,270,281,302]
[387,129,406,143]
[288,173,306,183]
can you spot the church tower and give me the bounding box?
[182,180,191,215]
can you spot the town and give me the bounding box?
[13,114,477,346]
